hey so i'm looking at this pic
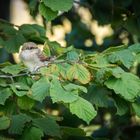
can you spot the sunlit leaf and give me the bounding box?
[64,83,87,93]
[30,77,50,102]
[128,43,140,54]
[67,64,91,84]
[105,72,140,101]
[108,49,135,69]
[43,0,73,11]
[1,64,24,75]
[50,79,78,103]
[70,97,97,124]
[39,2,58,21]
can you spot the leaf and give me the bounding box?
[5,32,26,53]
[50,79,78,103]
[46,40,65,55]
[69,97,97,124]
[66,51,79,62]
[8,114,31,134]
[57,63,71,79]
[40,64,59,76]
[132,98,140,117]
[10,82,29,97]
[105,72,140,101]
[30,77,50,102]
[39,2,58,21]
[33,117,61,137]
[102,45,127,54]
[61,127,85,138]
[1,64,24,75]
[21,127,44,140]
[128,43,140,54]
[17,96,35,110]
[0,88,12,105]
[95,67,125,83]
[64,83,87,93]
[108,49,135,68]
[19,24,46,38]
[0,116,10,130]
[113,96,129,115]
[85,85,111,108]
[43,42,51,57]
[67,64,91,84]
[94,55,109,67]
[43,0,73,11]
[28,0,39,18]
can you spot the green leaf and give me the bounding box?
[66,51,79,62]
[21,127,44,140]
[0,37,4,48]
[0,116,10,130]
[19,24,39,37]
[61,126,86,138]
[64,83,87,93]
[132,98,140,117]
[30,77,50,102]
[57,63,71,79]
[128,43,140,54]
[43,42,51,57]
[85,85,111,108]
[17,96,35,110]
[92,55,109,68]
[50,79,78,103]
[33,117,61,137]
[39,2,58,21]
[108,49,135,68]
[1,64,24,75]
[28,0,39,18]
[5,32,26,53]
[105,72,140,101]
[95,67,125,83]
[102,45,127,54]
[46,40,65,55]
[43,0,73,11]
[113,96,129,115]
[9,114,31,134]
[69,97,97,124]
[0,88,12,105]
[67,64,91,84]
[10,82,29,97]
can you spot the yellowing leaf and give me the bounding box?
[67,64,91,84]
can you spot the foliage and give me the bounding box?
[0,0,140,140]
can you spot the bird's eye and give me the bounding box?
[30,47,34,49]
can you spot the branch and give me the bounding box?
[0,73,29,79]
[0,18,20,28]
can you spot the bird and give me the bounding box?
[19,42,51,72]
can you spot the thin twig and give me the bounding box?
[0,73,29,79]
[0,18,20,28]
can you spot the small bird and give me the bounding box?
[19,42,50,72]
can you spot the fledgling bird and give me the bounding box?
[19,42,50,72]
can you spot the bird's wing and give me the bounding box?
[37,49,56,62]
